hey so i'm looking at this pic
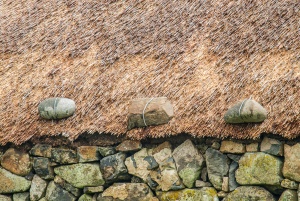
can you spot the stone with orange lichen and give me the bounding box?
[116,140,142,152]
[1,148,32,176]
[77,146,100,163]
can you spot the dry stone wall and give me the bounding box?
[0,136,300,200]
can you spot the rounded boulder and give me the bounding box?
[38,98,76,120]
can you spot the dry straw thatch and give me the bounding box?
[0,0,299,145]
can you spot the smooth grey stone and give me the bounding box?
[38,98,75,120]
[224,99,267,123]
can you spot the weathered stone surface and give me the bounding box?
[220,141,245,154]
[222,177,229,192]
[227,154,242,162]
[33,157,54,179]
[125,146,183,191]
[205,148,229,190]
[200,167,208,182]
[0,167,31,193]
[195,180,212,187]
[127,97,173,130]
[246,142,259,152]
[24,171,34,181]
[211,141,221,150]
[144,156,159,170]
[100,153,129,183]
[281,179,298,189]
[223,186,275,201]
[54,176,81,197]
[29,144,52,158]
[224,99,267,123]
[98,147,116,157]
[172,139,204,188]
[152,145,184,191]
[54,163,104,188]
[116,140,142,152]
[156,188,219,201]
[261,137,283,156]
[217,191,228,198]
[102,183,157,201]
[228,161,239,191]
[125,148,152,182]
[0,195,12,201]
[12,192,30,201]
[197,143,209,155]
[236,152,283,185]
[153,157,185,191]
[30,175,48,201]
[77,146,100,163]
[38,97,76,120]
[279,189,298,201]
[45,181,76,201]
[83,186,104,194]
[1,148,32,176]
[283,143,300,182]
[152,141,172,155]
[78,194,93,201]
[51,148,78,164]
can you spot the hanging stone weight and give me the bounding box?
[224,99,267,123]
[38,98,76,120]
[127,97,174,130]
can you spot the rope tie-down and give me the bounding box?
[142,97,154,127]
[238,97,252,120]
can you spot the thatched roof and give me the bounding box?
[0,0,299,145]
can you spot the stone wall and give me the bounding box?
[0,136,300,201]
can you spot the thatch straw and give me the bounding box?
[0,0,299,145]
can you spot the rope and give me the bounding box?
[54,97,58,119]
[238,99,247,119]
[142,97,154,127]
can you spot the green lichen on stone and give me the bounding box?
[224,186,275,201]
[54,163,104,188]
[179,168,200,188]
[236,152,283,185]
[157,188,218,201]
[0,167,31,193]
[78,194,93,201]
[278,189,298,201]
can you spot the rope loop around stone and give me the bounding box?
[142,97,154,127]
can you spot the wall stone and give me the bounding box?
[0,136,299,200]
[236,152,283,185]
